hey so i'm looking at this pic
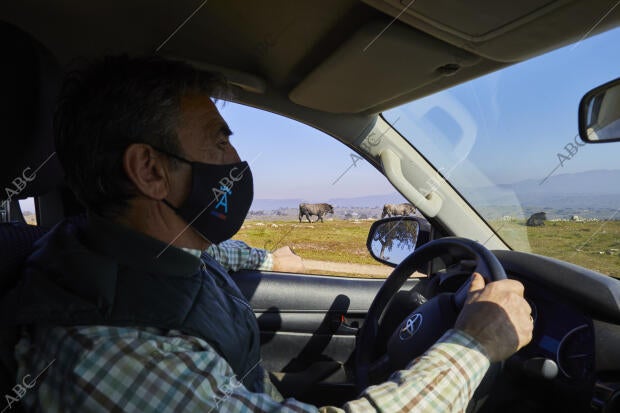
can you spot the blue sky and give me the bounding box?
[222,26,620,202]
[218,102,396,201]
[386,27,620,186]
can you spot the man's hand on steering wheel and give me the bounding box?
[355,237,535,392]
[456,273,534,362]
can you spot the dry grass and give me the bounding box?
[235,219,620,278]
[235,220,380,265]
[23,214,37,225]
[492,220,620,278]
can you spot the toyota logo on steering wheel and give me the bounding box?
[399,313,423,341]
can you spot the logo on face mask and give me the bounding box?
[211,184,232,220]
[210,166,245,221]
[159,151,253,245]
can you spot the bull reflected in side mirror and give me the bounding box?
[366,216,431,267]
[579,77,620,143]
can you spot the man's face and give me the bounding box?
[166,94,240,205]
[177,94,239,165]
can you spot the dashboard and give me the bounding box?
[489,251,620,413]
[381,249,620,412]
[503,274,596,411]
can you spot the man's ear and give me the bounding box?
[122,143,170,200]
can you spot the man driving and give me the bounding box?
[4,56,533,412]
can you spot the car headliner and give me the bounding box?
[3,0,620,117]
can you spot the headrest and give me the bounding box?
[0,22,63,203]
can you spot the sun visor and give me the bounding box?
[289,19,481,114]
[364,0,620,63]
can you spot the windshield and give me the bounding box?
[384,28,620,278]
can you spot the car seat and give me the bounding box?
[0,21,63,411]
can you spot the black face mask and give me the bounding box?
[157,148,253,245]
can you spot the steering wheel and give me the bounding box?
[355,237,507,390]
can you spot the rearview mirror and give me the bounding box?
[366,216,431,267]
[579,77,620,143]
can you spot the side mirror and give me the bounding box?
[579,77,620,143]
[366,216,431,267]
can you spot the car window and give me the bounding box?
[218,102,406,278]
[384,28,620,278]
[19,198,37,225]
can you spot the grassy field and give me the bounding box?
[236,220,380,265]
[235,219,620,278]
[491,220,620,278]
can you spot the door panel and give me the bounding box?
[231,270,420,372]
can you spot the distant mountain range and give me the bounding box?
[469,169,620,216]
[250,169,619,219]
[503,169,620,196]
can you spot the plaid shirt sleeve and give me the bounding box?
[204,239,274,271]
[15,326,489,413]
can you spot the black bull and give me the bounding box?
[526,212,547,227]
[299,203,334,223]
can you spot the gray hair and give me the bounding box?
[54,55,230,217]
